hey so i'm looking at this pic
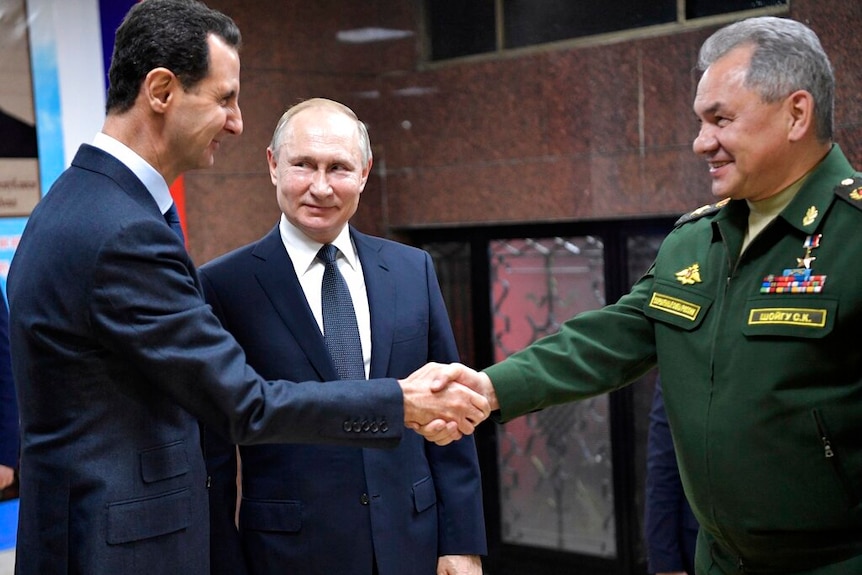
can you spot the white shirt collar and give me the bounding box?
[92,132,174,214]
[278,214,357,275]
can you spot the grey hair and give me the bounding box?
[269,98,372,165]
[697,16,834,142]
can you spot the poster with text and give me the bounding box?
[0,0,41,217]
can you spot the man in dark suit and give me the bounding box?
[0,287,19,499]
[5,3,487,574]
[645,378,698,575]
[201,98,487,575]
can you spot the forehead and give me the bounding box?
[694,45,754,112]
[283,108,361,150]
[201,34,240,88]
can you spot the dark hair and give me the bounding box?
[105,0,241,114]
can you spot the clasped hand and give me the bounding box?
[399,362,497,445]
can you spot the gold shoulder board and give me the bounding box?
[835,175,862,210]
[674,198,730,227]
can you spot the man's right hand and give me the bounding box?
[399,363,491,445]
[427,362,498,411]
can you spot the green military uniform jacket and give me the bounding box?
[485,145,862,574]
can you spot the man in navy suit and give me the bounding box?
[645,378,698,575]
[201,98,487,575]
[5,3,487,574]
[0,287,19,499]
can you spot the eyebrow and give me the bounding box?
[695,101,724,117]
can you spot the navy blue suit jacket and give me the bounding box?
[200,225,487,575]
[0,287,19,471]
[7,145,407,575]
[645,379,699,574]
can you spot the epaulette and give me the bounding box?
[834,175,862,211]
[673,198,730,227]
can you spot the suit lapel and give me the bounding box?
[353,229,394,380]
[251,227,337,380]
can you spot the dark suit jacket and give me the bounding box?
[6,145,406,575]
[200,225,487,575]
[645,379,698,574]
[0,287,19,471]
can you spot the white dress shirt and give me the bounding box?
[278,214,371,378]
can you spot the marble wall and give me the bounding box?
[186,0,862,264]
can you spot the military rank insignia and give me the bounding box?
[760,234,826,294]
[835,176,862,210]
[842,177,862,200]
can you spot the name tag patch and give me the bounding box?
[747,307,827,328]
[649,292,701,322]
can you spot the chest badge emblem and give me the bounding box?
[675,263,701,285]
[761,234,826,294]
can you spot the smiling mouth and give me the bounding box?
[708,160,731,172]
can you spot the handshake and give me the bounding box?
[398,362,500,445]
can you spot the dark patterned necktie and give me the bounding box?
[318,244,365,380]
[164,203,185,243]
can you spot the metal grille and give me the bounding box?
[490,236,615,556]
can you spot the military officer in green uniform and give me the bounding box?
[422,16,862,575]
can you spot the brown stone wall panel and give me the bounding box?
[208,0,418,76]
[766,0,862,138]
[185,173,279,265]
[385,156,592,226]
[351,172,386,239]
[582,43,641,155]
[368,57,552,171]
[640,33,706,149]
[544,51,594,157]
[639,147,713,215]
[835,124,862,171]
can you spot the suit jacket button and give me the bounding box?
[361,419,371,432]
[360,493,370,505]
[370,421,379,433]
[380,419,389,433]
[352,420,362,432]
[343,420,352,433]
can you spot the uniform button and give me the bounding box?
[360,493,370,505]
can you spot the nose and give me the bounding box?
[310,169,331,195]
[693,124,717,156]
[226,103,243,136]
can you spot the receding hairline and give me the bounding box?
[270,98,371,163]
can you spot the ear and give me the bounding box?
[786,90,815,142]
[144,68,177,113]
[358,157,373,193]
[266,146,279,186]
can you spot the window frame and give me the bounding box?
[421,0,789,64]
[404,216,677,574]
